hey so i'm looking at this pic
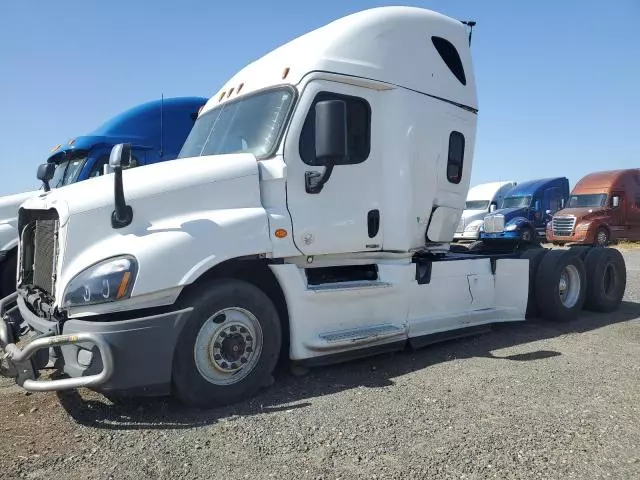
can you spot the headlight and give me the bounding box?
[576,222,591,231]
[504,223,519,231]
[62,256,138,308]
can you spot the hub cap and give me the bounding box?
[558,264,581,308]
[194,307,263,386]
[597,230,608,246]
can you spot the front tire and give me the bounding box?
[172,279,282,409]
[595,227,610,247]
[0,251,17,298]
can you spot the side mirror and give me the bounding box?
[489,204,497,213]
[305,100,347,194]
[109,143,131,169]
[534,200,541,211]
[612,196,620,208]
[560,198,565,209]
[109,143,133,229]
[545,209,552,215]
[36,163,56,192]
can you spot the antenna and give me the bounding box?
[461,20,476,46]
[160,93,164,158]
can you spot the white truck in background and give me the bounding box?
[0,6,626,409]
[453,180,516,241]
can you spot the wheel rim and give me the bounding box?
[596,229,608,246]
[558,264,581,308]
[194,307,263,386]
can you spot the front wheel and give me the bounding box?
[172,279,282,409]
[521,227,535,243]
[595,227,610,247]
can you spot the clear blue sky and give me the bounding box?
[0,0,638,195]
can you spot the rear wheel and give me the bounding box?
[595,227,610,246]
[583,248,626,312]
[535,250,586,322]
[519,248,549,318]
[0,251,17,298]
[172,279,282,409]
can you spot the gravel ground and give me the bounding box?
[1,249,639,480]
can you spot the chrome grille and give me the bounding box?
[552,216,575,237]
[483,214,504,233]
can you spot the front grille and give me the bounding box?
[552,216,575,237]
[19,210,59,297]
[483,214,504,233]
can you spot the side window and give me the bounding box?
[546,187,562,212]
[446,131,465,184]
[431,36,467,86]
[299,92,371,166]
[88,150,143,178]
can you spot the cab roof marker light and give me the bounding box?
[282,67,290,79]
[237,83,244,93]
[218,91,226,102]
[227,87,235,97]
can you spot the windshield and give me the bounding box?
[567,193,607,208]
[50,156,87,188]
[465,200,489,210]
[501,196,531,209]
[179,87,295,160]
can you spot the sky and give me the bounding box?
[0,0,638,196]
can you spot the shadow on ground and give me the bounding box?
[56,301,640,431]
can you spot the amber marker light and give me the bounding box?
[116,272,132,299]
[282,67,290,79]
[275,229,288,239]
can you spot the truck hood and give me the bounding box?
[0,190,42,222]
[20,153,259,226]
[554,207,608,221]
[490,207,528,223]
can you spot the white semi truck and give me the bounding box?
[0,7,626,409]
[453,181,516,241]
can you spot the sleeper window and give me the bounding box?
[299,92,371,166]
[432,36,467,85]
[447,131,465,184]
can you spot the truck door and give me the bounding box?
[284,80,382,255]
[541,187,562,226]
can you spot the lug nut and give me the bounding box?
[221,362,228,369]
[240,357,247,364]
[230,326,237,332]
[214,354,222,361]
[230,363,237,369]
[246,347,253,353]
[239,327,247,333]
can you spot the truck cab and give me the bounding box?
[454,180,516,241]
[44,97,207,188]
[480,177,569,244]
[0,96,207,298]
[0,7,626,409]
[547,169,640,246]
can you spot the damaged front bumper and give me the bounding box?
[0,292,193,395]
[0,292,114,391]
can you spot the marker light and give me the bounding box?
[218,91,226,101]
[275,229,288,239]
[282,67,290,79]
[227,87,234,97]
[237,83,244,93]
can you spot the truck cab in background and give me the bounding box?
[454,180,516,241]
[547,169,640,246]
[0,96,207,297]
[480,177,569,244]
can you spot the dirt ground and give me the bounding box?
[1,249,639,480]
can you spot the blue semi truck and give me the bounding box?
[0,96,207,297]
[479,177,570,244]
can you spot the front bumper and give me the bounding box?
[547,230,591,243]
[0,293,192,395]
[453,230,480,241]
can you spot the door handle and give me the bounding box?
[367,209,380,238]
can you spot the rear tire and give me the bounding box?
[519,248,549,318]
[172,279,282,409]
[535,250,586,322]
[0,251,17,298]
[583,248,626,312]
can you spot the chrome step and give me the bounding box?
[305,323,406,351]
[307,280,392,292]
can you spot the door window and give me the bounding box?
[299,92,371,166]
[88,150,144,178]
